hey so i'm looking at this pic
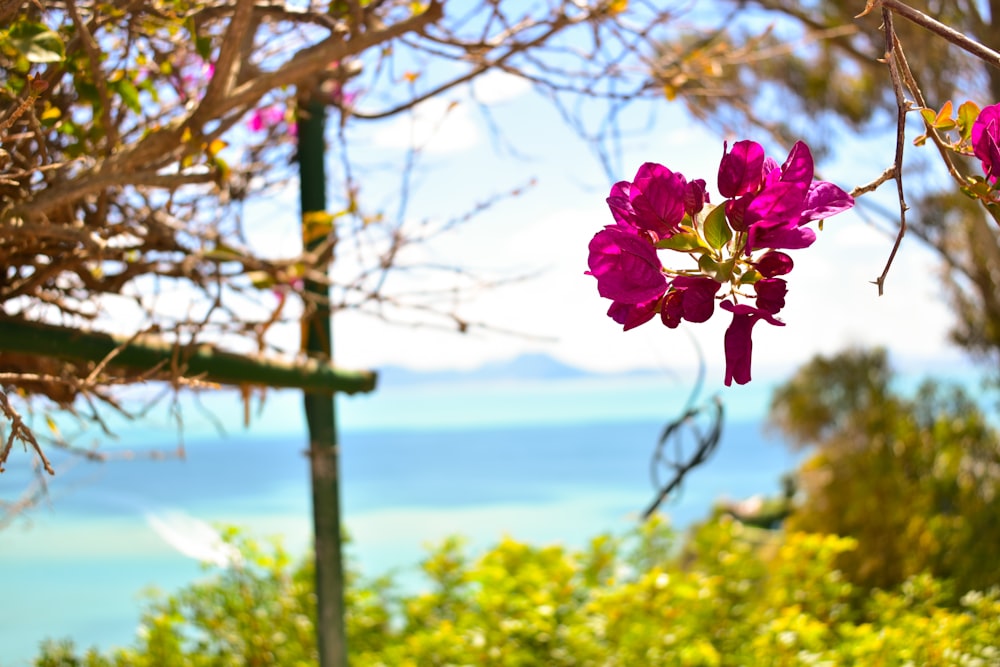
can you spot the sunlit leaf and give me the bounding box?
[7,22,65,63]
[656,231,706,252]
[702,203,732,250]
[958,100,981,143]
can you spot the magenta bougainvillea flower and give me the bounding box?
[587,226,667,305]
[719,301,785,386]
[972,103,1000,184]
[718,140,764,198]
[608,163,689,239]
[608,298,660,331]
[661,275,721,328]
[587,139,854,386]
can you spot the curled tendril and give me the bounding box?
[642,331,724,520]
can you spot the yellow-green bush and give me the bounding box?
[35,516,1000,666]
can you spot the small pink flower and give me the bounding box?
[247,105,286,133]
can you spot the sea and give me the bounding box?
[0,369,836,665]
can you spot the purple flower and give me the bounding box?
[718,140,765,198]
[660,275,721,328]
[753,251,793,278]
[720,300,785,386]
[799,181,855,225]
[587,226,667,304]
[740,142,853,253]
[628,162,688,238]
[591,137,855,387]
[606,180,637,228]
[724,194,753,232]
[754,278,788,314]
[684,179,710,217]
[778,141,814,186]
[747,217,817,252]
[608,298,660,331]
[972,103,1000,184]
[744,181,809,230]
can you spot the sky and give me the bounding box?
[233,66,972,391]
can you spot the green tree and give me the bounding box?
[770,347,1000,596]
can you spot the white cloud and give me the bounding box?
[369,97,479,154]
[367,70,529,155]
[471,70,532,104]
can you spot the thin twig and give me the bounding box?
[871,0,1000,70]
[873,8,909,297]
[850,165,897,198]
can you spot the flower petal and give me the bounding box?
[748,220,817,252]
[630,163,687,237]
[718,140,765,199]
[587,226,667,304]
[780,141,814,186]
[754,278,788,314]
[606,180,636,228]
[720,301,784,386]
[744,182,808,228]
[609,298,660,331]
[753,251,794,278]
[799,181,854,225]
[673,275,721,323]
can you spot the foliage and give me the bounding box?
[771,347,1000,597]
[33,518,1000,666]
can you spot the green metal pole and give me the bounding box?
[298,97,348,667]
[0,317,375,395]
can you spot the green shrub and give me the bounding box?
[35,517,1000,666]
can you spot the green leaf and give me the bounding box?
[111,77,141,113]
[195,36,212,61]
[7,22,65,63]
[958,100,981,143]
[656,231,706,252]
[75,80,100,105]
[698,254,733,282]
[713,258,735,283]
[702,204,732,250]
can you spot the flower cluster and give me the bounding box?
[587,140,854,385]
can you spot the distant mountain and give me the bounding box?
[374,352,660,388]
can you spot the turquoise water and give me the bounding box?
[0,374,839,664]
